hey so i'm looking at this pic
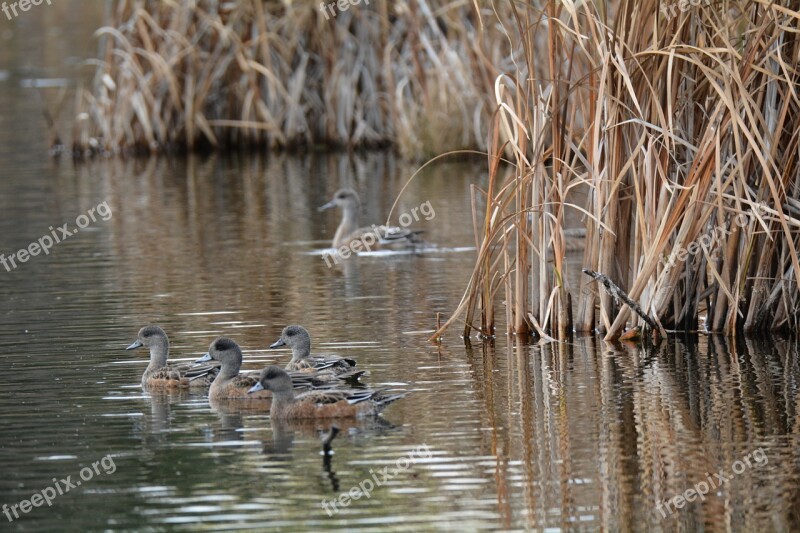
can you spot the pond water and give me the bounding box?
[1,4,799,532]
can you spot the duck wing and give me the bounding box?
[286,369,342,389]
[309,358,365,383]
[342,226,423,248]
[310,355,358,369]
[228,372,260,389]
[182,362,220,382]
[295,389,349,405]
[298,389,391,406]
[374,225,424,245]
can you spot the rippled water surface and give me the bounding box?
[1,5,800,532]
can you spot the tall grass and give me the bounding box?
[75,1,800,337]
[72,0,505,157]
[435,0,800,339]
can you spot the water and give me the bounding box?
[1,4,800,532]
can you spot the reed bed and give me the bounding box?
[75,1,800,337]
[434,0,800,339]
[72,0,509,157]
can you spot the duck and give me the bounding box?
[195,337,339,400]
[248,366,406,419]
[126,325,219,389]
[318,188,423,250]
[269,325,364,382]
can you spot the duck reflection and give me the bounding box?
[207,396,270,442]
[262,416,399,492]
[134,388,194,443]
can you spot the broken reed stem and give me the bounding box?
[582,269,660,334]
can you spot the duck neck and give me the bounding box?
[289,339,312,365]
[145,338,169,372]
[218,355,242,381]
[273,387,296,403]
[334,205,359,247]
[269,386,296,416]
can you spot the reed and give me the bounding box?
[75,1,800,336]
[71,0,507,157]
[435,0,800,339]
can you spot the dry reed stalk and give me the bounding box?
[433,0,800,340]
[76,1,800,337]
[72,0,517,157]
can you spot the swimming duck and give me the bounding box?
[270,325,364,382]
[248,366,406,419]
[318,188,423,250]
[126,325,219,389]
[195,337,338,400]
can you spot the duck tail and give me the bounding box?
[374,391,407,408]
[339,368,367,382]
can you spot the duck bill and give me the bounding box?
[248,382,265,394]
[318,200,336,211]
[194,352,213,364]
[269,338,286,349]
[125,340,143,350]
